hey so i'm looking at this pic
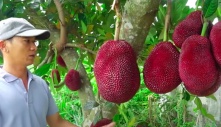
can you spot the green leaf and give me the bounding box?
[206,94,217,101]
[97,28,105,35]
[205,113,216,121]
[34,63,51,76]
[200,107,207,116]
[194,97,202,109]
[127,117,136,127]
[113,114,121,123]
[202,0,218,18]
[0,0,3,10]
[81,20,87,34]
[182,90,190,101]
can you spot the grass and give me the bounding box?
[52,86,83,126]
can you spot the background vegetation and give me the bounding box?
[0,0,221,126]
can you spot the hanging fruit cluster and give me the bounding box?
[143,0,221,96]
[93,0,221,105]
[51,55,82,91]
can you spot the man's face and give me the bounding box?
[5,36,37,66]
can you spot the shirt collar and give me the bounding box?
[0,65,34,83]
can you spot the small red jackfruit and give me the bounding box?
[173,10,202,48]
[57,55,66,67]
[94,40,140,104]
[65,69,81,91]
[90,118,112,127]
[179,35,219,92]
[51,69,61,84]
[143,42,181,94]
[210,21,221,68]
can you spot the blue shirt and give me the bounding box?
[0,68,58,127]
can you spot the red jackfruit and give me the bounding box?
[90,118,112,127]
[94,40,140,104]
[173,10,202,48]
[143,42,181,94]
[51,69,61,84]
[185,71,221,96]
[179,35,219,92]
[57,55,66,67]
[65,69,81,91]
[210,21,221,68]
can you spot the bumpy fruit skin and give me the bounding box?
[94,40,140,104]
[210,21,221,68]
[51,69,61,84]
[65,69,81,91]
[173,10,202,48]
[143,42,181,94]
[185,71,221,96]
[90,118,112,127]
[179,35,218,92]
[57,55,66,67]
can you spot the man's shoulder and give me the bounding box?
[31,74,49,87]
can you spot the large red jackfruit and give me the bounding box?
[185,71,221,96]
[90,118,112,127]
[179,35,219,92]
[143,42,181,94]
[94,40,140,104]
[65,69,81,91]
[173,10,202,48]
[210,21,221,68]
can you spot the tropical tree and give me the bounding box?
[0,0,221,126]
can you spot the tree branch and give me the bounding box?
[163,0,172,41]
[65,43,96,55]
[37,42,54,68]
[53,0,67,53]
[120,0,161,55]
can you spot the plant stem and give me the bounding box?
[54,48,58,69]
[196,0,200,10]
[75,50,81,70]
[163,0,172,42]
[201,20,209,37]
[119,104,129,123]
[114,0,121,41]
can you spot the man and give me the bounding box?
[0,17,115,127]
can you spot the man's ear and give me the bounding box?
[0,41,5,49]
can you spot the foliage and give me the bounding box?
[0,0,221,126]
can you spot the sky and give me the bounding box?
[186,0,197,8]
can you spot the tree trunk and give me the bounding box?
[83,0,161,126]
[61,48,97,119]
[120,0,160,55]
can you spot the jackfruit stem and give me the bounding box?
[113,0,122,41]
[54,48,58,69]
[201,21,209,37]
[196,0,200,10]
[75,57,80,70]
[75,52,82,70]
[163,0,172,42]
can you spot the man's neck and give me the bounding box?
[2,63,28,79]
[3,63,29,90]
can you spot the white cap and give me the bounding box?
[0,17,50,40]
